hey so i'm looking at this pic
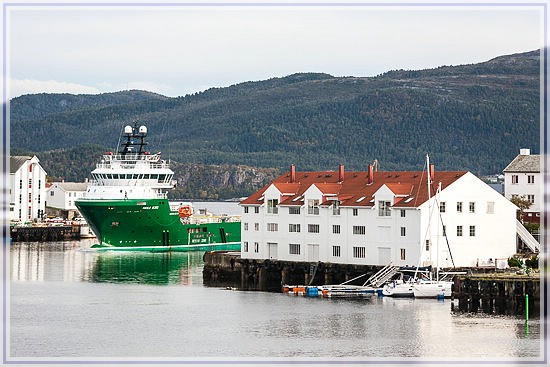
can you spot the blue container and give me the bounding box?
[305,286,319,297]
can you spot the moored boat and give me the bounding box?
[75,122,241,252]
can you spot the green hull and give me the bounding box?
[75,198,241,251]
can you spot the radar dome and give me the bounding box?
[124,125,133,134]
[139,126,148,135]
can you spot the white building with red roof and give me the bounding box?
[240,162,517,268]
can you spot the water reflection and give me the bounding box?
[10,240,205,285]
[89,251,203,285]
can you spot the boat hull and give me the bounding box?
[412,281,453,298]
[382,281,415,297]
[75,198,240,251]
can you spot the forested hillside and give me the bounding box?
[10,49,540,199]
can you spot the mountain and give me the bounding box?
[10,49,540,199]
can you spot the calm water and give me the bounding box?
[6,202,544,362]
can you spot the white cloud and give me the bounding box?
[10,79,101,98]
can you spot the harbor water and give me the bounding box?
[6,203,544,362]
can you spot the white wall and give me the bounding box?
[9,157,47,222]
[419,172,517,268]
[241,172,517,268]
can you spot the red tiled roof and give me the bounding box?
[240,168,468,208]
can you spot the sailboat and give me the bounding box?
[412,154,454,299]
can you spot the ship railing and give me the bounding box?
[187,215,241,224]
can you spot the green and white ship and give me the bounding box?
[75,123,241,252]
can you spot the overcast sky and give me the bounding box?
[5,1,545,98]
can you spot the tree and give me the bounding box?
[510,195,532,223]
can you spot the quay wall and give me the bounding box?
[452,274,541,317]
[10,225,82,242]
[203,251,385,292]
[203,251,542,316]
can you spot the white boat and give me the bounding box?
[382,278,415,297]
[412,279,453,298]
[412,154,455,299]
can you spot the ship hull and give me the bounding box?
[75,198,240,251]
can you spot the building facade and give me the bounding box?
[503,148,540,223]
[46,182,88,219]
[240,164,517,268]
[9,156,47,222]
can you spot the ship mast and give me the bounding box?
[119,121,148,156]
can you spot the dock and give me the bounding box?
[202,251,387,292]
[203,251,542,316]
[10,224,82,242]
[452,273,541,317]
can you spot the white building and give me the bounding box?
[240,163,518,268]
[9,156,47,222]
[47,182,88,218]
[503,148,540,222]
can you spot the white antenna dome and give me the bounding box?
[139,126,147,135]
[124,125,133,134]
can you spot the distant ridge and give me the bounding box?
[10,49,540,199]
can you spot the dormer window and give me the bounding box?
[308,199,320,215]
[332,201,340,215]
[378,201,391,217]
[267,199,278,214]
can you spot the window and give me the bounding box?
[254,242,259,253]
[353,246,366,258]
[308,224,320,233]
[307,199,320,215]
[400,227,406,236]
[28,193,32,203]
[254,223,259,231]
[442,225,446,236]
[353,226,366,235]
[254,207,259,214]
[425,240,430,251]
[289,243,300,255]
[243,241,249,252]
[332,201,340,215]
[512,175,518,184]
[244,207,249,214]
[38,180,41,189]
[469,225,476,236]
[289,224,300,233]
[439,202,446,213]
[332,245,341,257]
[469,202,475,213]
[289,207,301,215]
[243,223,248,231]
[267,223,278,232]
[352,208,358,216]
[400,248,406,261]
[528,175,535,184]
[38,195,40,204]
[332,225,340,234]
[28,179,32,188]
[457,226,463,237]
[457,202,462,213]
[527,195,535,204]
[50,191,54,196]
[487,201,495,214]
[400,209,406,217]
[267,199,279,214]
[19,180,22,190]
[378,201,391,216]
